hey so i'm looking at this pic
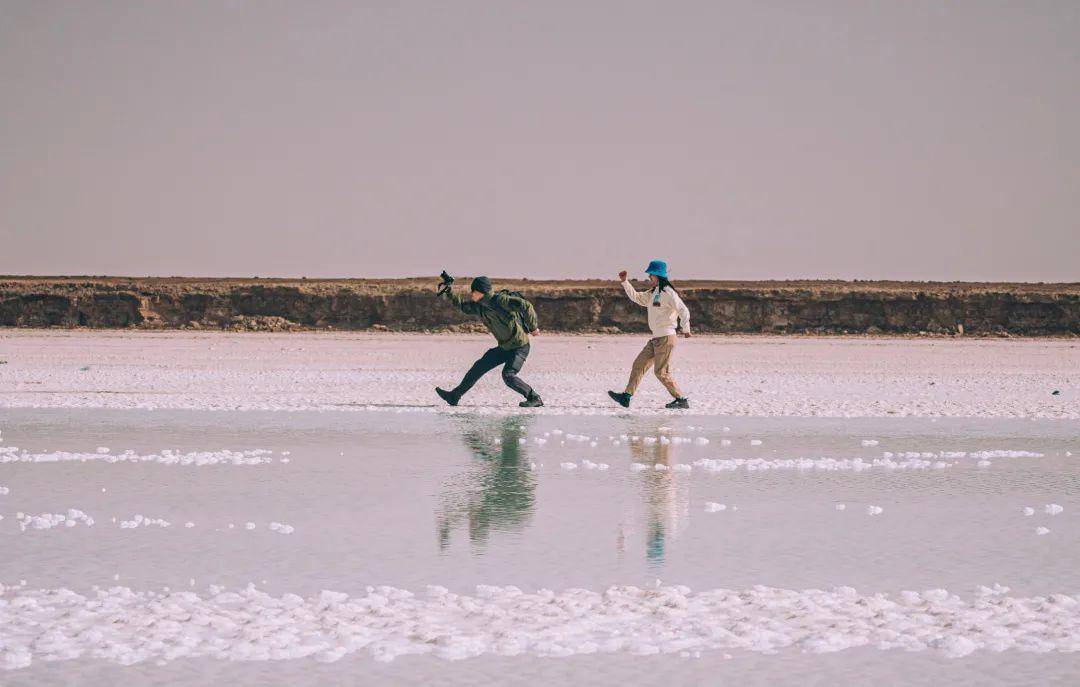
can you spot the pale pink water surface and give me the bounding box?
[1,333,1078,685]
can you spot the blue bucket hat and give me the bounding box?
[645,260,668,279]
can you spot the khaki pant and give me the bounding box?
[625,335,683,398]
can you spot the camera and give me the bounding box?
[437,270,454,296]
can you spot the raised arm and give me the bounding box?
[442,289,479,315]
[621,278,652,307]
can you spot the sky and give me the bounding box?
[1,1,1078,281]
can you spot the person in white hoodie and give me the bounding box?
[608,260,692,409]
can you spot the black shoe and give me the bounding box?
[665,397,689,409]
[519,394,544,408]
[608,391,631,408]
[436,387,460,406]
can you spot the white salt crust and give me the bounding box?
[0,447,275,466]
[0,332,1075,418]
[1,582,1078,669]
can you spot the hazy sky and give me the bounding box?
[1,1,1077,281]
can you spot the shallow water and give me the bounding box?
[2,409,1078,684]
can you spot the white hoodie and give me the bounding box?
[622,280,691,337]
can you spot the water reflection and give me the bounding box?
[437,416,536,551]
[625,426,690,566]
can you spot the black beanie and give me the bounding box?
[471,276,492,294]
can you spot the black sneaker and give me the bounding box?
[665,397,689,409]
[608,391,631,408]
[519,394,544,408]
[436,387,460,406]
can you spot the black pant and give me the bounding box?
[452,344,535,399]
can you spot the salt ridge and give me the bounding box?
[1,582,1078,669]
[692,457,953,472]
[0,446,276,467]
[16,509,94,531]
[8,511,294,535]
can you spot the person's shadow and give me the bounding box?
[437,416,537,551]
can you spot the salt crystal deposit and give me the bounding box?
[2,582,1080,670]
[5,332,1069,418]
[16,509,95,531]
[0,332,1075,684]
[692,457,952,473]
[0,447,276,467]
[119,515,171,529]
[882,449,1044,462]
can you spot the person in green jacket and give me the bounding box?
[436,275,544,408]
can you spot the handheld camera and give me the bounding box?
[437,270,454,296]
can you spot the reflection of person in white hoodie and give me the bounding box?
[609,260,692,409]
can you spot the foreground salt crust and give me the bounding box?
[9,511,296,535]
[15,509,94,531]
[0,447,276,466]
[2,582,1078,669]
[692,457,953,472]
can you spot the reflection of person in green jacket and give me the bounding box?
[437,417,537,549]
[436,275,544,408]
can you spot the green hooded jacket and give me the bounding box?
[444,290,538,350]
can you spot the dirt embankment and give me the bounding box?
[0,277,1077,335]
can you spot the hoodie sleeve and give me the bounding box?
[621,280,651,307]
[667,288,691,332]
[444,289,479,315]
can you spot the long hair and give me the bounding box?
[655,276,677,294]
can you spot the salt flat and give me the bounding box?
[1,332,1078,685]
[0,331,1076,417]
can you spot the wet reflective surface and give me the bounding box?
[1,409,1078,684]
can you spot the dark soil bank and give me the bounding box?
[1,277,1077,335]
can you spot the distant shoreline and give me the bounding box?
[2,277,1077,335]
[2,275,1077,291]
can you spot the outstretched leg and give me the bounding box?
[451,347,506,399]
[625,338,657,395]
[652,335,684,399]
